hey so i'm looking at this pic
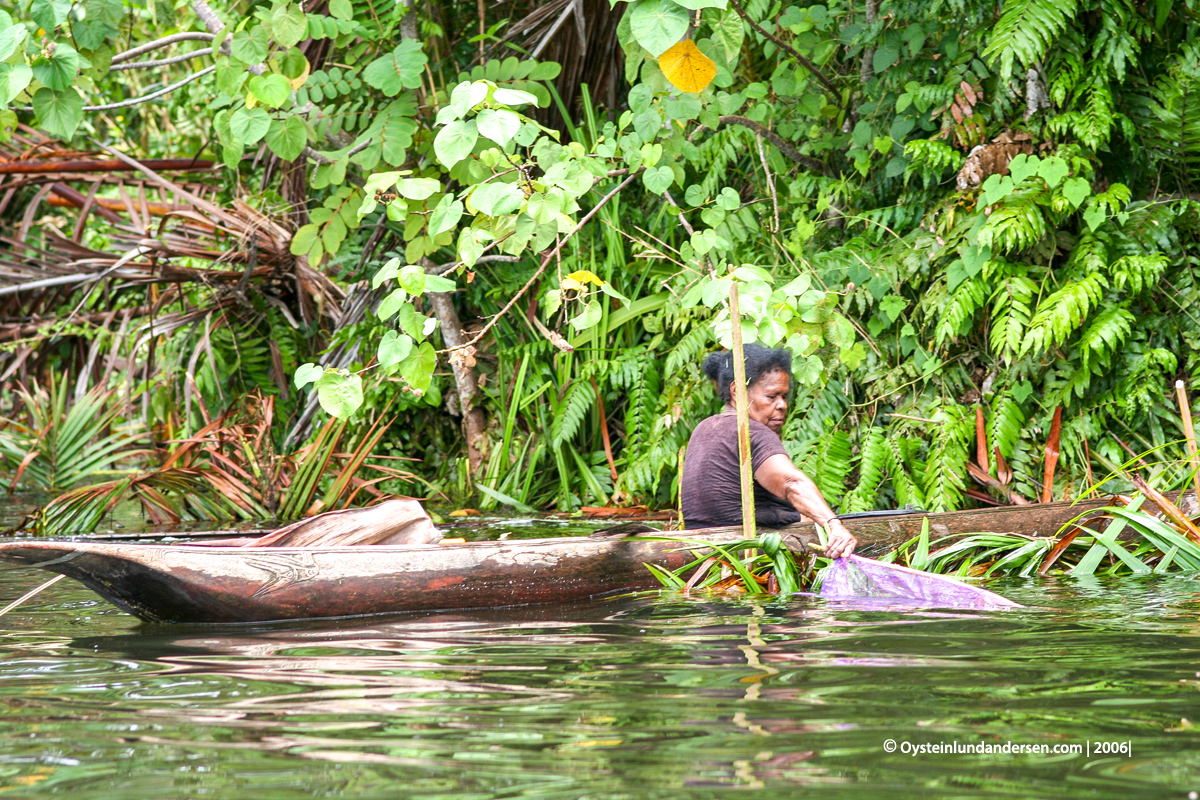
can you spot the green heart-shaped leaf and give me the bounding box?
[264,116,308,160]
[476,107,521,147]
[434,119,478,168]
[642,165,674,194]
[271,1,308,48]
[1062,176,1090,209]
[400,342,437,393]
[249,73,291,109]
[378,330,414,374]
[470,181,524,216]
[230,106,271,144]
[31,43,79,92]
[1038,156,1069,188]
[32,87,83,139]
[315,370,363,418]
[1007,153,1039,185]
[629,0,689,57]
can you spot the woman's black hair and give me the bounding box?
[702,344,793,404]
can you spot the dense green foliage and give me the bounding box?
[4,0,1200,516]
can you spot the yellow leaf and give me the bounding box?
[287,59,311,91]
[566,269,603,286]
[659,39,717,94]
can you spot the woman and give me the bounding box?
[680,344,857,559]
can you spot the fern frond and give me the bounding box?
[1110,254,1168,294]
[1144,69,1200,190]
[922,405,972,512]
[552,380,595,447]
[978,187,1051,253]
[987,394,1027,461]
[798,430,853,506]
[1046,28,1087,107]
[1115,346,1177,420]
[983,0,1080,81]
[936,274,988,345]
[884,435,926,508]
[904,140,966,187]
[842,427,887,512]
[1092,0,1144,82]
[1070,230,1110,273]
[1020,272,1108,359]
[989,276,1037,364]
[665,324,711,376]
[1079,306,1135,369]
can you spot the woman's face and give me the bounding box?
[746,369,790,433]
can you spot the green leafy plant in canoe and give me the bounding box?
[650,473,1200,595]
[644,530,824,596]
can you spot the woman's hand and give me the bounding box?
[824,519,857,559]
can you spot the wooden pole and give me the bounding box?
[729,284,756,539]
[1175,380,1200,503]
[0,574,64,619]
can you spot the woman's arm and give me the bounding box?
[754,453,857,558]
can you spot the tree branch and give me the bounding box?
[719,115,833,176]
[83,66,216,112]
[110,32,214,64]
[437,170,644,354]
[112,47,214,71]
[190,0,226,35]
[727,0,839,99]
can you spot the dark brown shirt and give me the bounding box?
[681,413,802,529]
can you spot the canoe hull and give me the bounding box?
[0,494,1156,623]
[0,533,759,624]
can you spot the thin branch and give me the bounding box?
[431,254,519,274]
[84,66,216,112]
[663,190,696,236]
[727,0,839,98]
[437,170,643,354]
[720,115,834,176]
[110,32,215,64]
[756,133,780,232]
[302,147,336,166]
[112,47,214,71]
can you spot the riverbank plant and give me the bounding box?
[6,0,1200,521]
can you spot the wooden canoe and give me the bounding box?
[0,495,1149,624]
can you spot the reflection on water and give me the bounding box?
[1,565,1200,799]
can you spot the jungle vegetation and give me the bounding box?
[3,0,1200,529]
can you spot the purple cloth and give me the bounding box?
[819,555,1021,610]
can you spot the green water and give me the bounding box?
[2,560,1200,798]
